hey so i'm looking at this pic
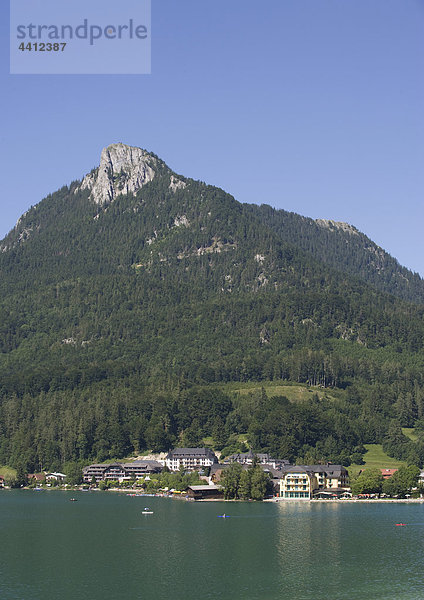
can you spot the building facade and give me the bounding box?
[165,448,218,471]
[186,485,223,500]
[45,472,66,483]
[279,467,314,499]
[82,460,163,483]
[279,465,349,499]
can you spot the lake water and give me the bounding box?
[0,491,423,600]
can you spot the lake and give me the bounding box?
[0,491,423,599]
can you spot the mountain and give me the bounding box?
[1,143,424,472]
[3,143,423,302]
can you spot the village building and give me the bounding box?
[223,450,290,469]
[380,469,398,479]
[209,463,230,483]
[82,460,163,483]
[45,472,67,483]
[315,465,349,490]
[278,465,349,499]
[27,473,46,485]
[279,466,314,499]
[186,485,223,500]
[165,448,218,471]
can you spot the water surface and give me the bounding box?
[0,491,423,599]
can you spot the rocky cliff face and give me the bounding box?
[79,143,158,204]
[315,219,359,236]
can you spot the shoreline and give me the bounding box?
[3,487,424,504]
[277,498,424,504]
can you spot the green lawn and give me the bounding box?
[348,444,406,477]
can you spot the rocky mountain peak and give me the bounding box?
[79,143,158,204]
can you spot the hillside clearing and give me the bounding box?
[0,466,17,480]
[349,444,406,477]
[220,381,343,403]
[402,428,418,442]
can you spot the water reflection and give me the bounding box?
[274,502,342,597]
[274,501,424,599]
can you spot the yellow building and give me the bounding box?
[280,468,312,499]
[279,465,349,499]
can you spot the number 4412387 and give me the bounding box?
[18,42,67,51]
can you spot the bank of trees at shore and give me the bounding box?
[221,460,274,500]
[350,466,421,498]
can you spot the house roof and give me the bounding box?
[277,464,348,478]
[28,473,45,481]
[167,448,217,459]
[210,463,231,472]
[281,466,313,474]
[187,485,220,491]
[83,464,108,471]
[260,464,282,478]
[380,469,398,478]
[126,460,163,468]
[83,460,163,475]
[223,451,287,464]
[306,465,348,476]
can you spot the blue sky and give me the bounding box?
[1,1,423,275]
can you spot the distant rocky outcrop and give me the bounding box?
[315,219,359,236]
[78,143,158,205]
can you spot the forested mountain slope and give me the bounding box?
[1,143,423,472]
[244,204,424,304]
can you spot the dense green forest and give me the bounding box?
[245,203,424,304]
[1,144,424,473]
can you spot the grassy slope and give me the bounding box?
[402,428,418,442]
[0,465,17,480]
[220,381,344,403]
[348,444,406,477]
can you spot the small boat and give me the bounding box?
[142,510,154,515]
[217,514,230,518]
[69,498,77,502]
[395,523,406,526]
